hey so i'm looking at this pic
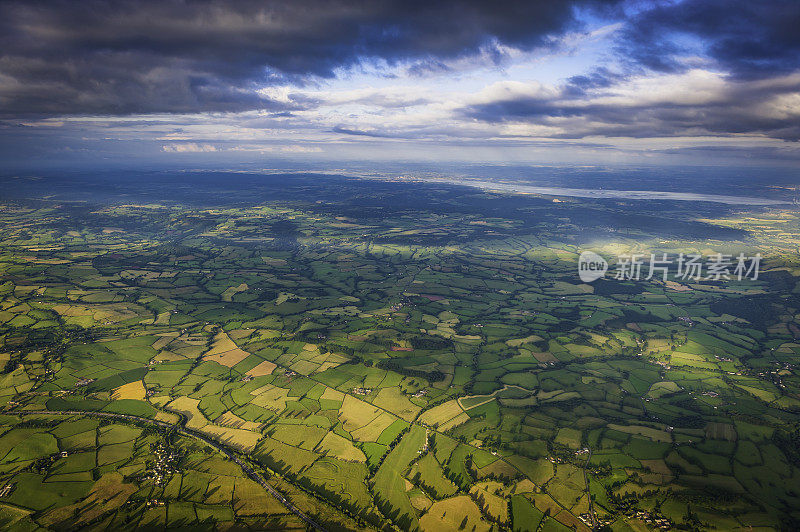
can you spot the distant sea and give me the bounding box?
[438,178,791,205]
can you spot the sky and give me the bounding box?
[1,0,799,170]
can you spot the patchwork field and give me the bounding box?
[1,172,800,530]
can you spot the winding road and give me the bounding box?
[9,409,327,532]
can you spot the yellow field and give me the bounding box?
[111,380,146,400]
[50,303,137,325]
[215,411,263,432]
[351,411,397,441]
[316,431,366,462]
[151,335,174,350]
[250,384,290,411]
[166,396,262,451]
[320,387,345,402]
[418,399,463,427]
[154,410,180,424]
[203,331,250,367]
[470,481,509,523]
[290,359,319,375]
[166,396,209,430]
[228,328,254,340]
[246,359,277,376]
[372,387,421,422]
[339,395,383,433]
[419,496,491,532]
[530,492,562,516]
[506,334,544,347]
[339,395,398,441]
[315,361,340,373]
[410,493,433,511]
[201,424,263,452]
[221,283,248,302]
[513,478,537,494]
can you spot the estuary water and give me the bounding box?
[439,178,792,205]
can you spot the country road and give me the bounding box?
[9,409,327,532]
[582,446,597,531]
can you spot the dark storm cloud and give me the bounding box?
[0,0,620,116]
[458,1,800,141]
[462,72,800,141]
[461,1,800,142]
[620,0,800,79]
[563,67,625,97]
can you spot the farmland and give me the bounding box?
[0,413,309,529]
[1,170,800,530]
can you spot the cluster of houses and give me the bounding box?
[144,441,181,486]
[579,509,671,530]
[632,510,672,530]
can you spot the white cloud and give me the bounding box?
[161,142,217,152]
[229,144,323,153]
